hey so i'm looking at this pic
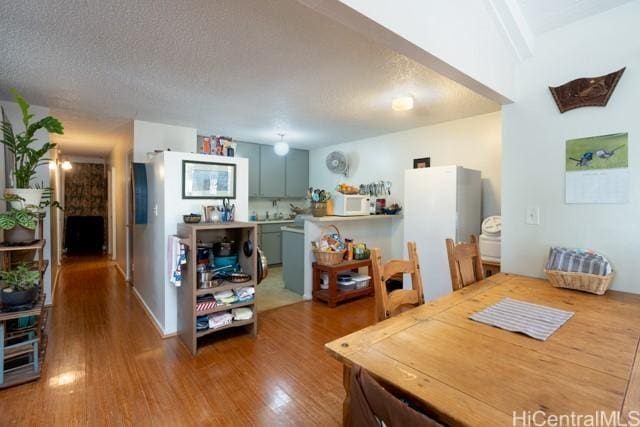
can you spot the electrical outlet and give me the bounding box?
[154,204,159,217]
[526,207,540,225]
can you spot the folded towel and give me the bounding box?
[546,247,612,276]
[232,307,253,321]
[208,312,233,329]
[235,286,255,300]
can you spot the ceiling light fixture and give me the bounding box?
[61,160,73,171]
[392,95,414,112]
[274,133,289,156]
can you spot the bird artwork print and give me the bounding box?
[595,144,625,159]
[569,151,594,167]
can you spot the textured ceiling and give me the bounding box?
[517,0,634,34]
[0,0,499,156]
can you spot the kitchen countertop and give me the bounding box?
[249,219,296,225]
[281,225,304,234]
[306,214,402,223]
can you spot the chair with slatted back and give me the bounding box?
[371,241,425,322]
[445,235,484,291]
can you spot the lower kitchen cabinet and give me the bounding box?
[282,229,304,295]
[258,224,282,265]
[260,232,281,265]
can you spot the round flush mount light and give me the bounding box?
[391,95,414,112]
[274,133,289,156]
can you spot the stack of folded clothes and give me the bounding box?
[196,315,209,331]
[214,289,238,305]
[196,294,216,312]
[546,247,612,276]
[235,286,255,302]
[232,307,253,321]
[208,312,233,329]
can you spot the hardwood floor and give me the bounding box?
[0,256,375,426]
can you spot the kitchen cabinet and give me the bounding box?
[259,224,282,265]
[259,145,286,197]
[235,142,260,197]
[282,228,304,295]
[285,148,309,198]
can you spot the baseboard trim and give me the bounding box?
[52,263,62,300]
[114,263,127,281]
[131,287,176,339]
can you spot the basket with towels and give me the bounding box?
[544,247,614,295]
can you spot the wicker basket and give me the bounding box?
[313,249,347,266]
[313,225,346,266]
[544,269,614,295]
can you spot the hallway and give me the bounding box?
[0,257,375,426]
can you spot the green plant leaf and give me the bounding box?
[14,210,37,229]
[0,214,17,230]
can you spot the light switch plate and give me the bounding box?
[526,207,540,225]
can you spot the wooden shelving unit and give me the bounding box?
[0,215,49,389]
[312,259,374,308]
[177,221,258,355]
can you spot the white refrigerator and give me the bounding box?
[404,166,482,300]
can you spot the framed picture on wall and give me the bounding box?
[413,157,431,169]
[182,160,236,199]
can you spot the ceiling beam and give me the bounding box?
[486,0,535,60]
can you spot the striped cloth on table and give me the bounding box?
[469,298,574,341]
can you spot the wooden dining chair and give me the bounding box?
[445,235,484,291]
[371,241,425,322]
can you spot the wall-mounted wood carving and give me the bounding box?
[549,67,625,113]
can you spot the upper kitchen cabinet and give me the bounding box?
[235,142,261,197]
[259,144,286,197]
[285,148,309,198]
[235,142,309,199]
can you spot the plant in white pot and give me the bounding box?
[1,89,64,207]
[0,200,38,245]
[0,262,40,307]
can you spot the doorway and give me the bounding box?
[63,161,108,255]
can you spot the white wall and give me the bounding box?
[310,112,501,260]
[502,1,640,292]
[133,120,197,162]
[107,122,134,275]
[303,0,518,102]
[0,101,54,304]
[310,112,502,217]
[134,150,249,335]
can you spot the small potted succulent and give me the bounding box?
[0,262,40,307]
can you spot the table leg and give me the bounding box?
[342,364,351,426]
[0,322,4,385]
[312,266,319,301]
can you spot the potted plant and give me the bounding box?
[0,204,38,244]
[0,262,40,307]
[1,89,64,207]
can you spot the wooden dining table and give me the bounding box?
[325,273,640,426]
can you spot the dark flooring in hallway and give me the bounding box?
[0,257,375,426]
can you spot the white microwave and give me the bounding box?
[333,193,369,216]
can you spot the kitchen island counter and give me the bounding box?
[306,214,401,222]
[300,215,401,300]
